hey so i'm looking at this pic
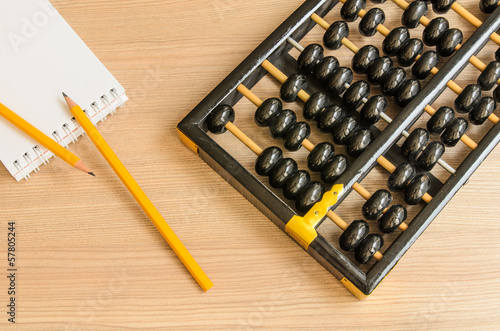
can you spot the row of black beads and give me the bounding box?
[254,97,311,151]
[307,141,350,184]
[307,90,374,157]
[255,146,325,213]
[297,42,390,158]
[292,48,377,157]
[339,219,384,264]
[428,84,498,148]
[322,21,422,107]
[361,188,409,234]
[257,95,351,185]
[388,162,431,205]
[401,128,446,170]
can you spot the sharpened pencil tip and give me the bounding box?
[62,92,68,97]
[88,172,96,177]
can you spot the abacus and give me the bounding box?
[178,0,500,298]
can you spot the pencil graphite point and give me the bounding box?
[63,92,78,109]
[74,160,94,175]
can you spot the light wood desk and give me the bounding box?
[1,0,500,329]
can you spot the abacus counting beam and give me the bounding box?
[222,113,384,260]
[309,14,480,150]
[236,82,412,232]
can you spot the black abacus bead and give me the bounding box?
[416,141,445,171]
[207,105,235,134]
[280,74,307,103]
[339,220,369,251]
[303,92,328,120]
[284,122,311,151]
[402,1,428,29]
[477,61,500,91]
[397,38,424,67]
[317,105,345,132]
[381,67,407,96]
[427,106,455,134]
[382,27,410,57]
[255,98,282,127]
[387,162,416,192]
[255,147,283,176]
[469,97,496,125]
[352,45,380,74]
[412,51,439,80]
[436,28,463,57]
[269,158,298,188]
[423,17,449,46]
[283,170,311,200]
[494,85,500,103]
[404,174,431,205]
[332,116,359,145]
[362,189,393,220]
[296,182,325,213]
[401,128,430,163]
[496,48,500,62]
[371,0,386,3]
[359,8,385,37]
[480,0,500,13]
[343,80,371,109]
[321,155,349,183]
[270,109,297,138]
[360,95,388,125]
[347,128,373,157]
[308,142,335,172]
[341,0,366,22]
[367,56,393,85]
[395,79,421,107]
[355,234,384,264]
[441,117,468,146]
[455,84,481,114]
[297,44,324,74]
[327,67,354,95]
[314,56,340,82]
[378,205,407,233]
[430,0,456,13]
[324,21,350,50]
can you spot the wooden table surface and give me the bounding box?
[1,0,500,329]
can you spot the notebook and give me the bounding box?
[0,0,128,181]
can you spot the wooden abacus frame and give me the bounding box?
[177,0,500,298]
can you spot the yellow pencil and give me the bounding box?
[63,93,213,292]
[0,102,94,176]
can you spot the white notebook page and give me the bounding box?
[0,0,127,181]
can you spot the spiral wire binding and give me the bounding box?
[33,145,49,165]
[91,102,103,122]
[23,153,38,173]
[12,88,126,181]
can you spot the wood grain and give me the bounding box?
[1,0,500,329]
